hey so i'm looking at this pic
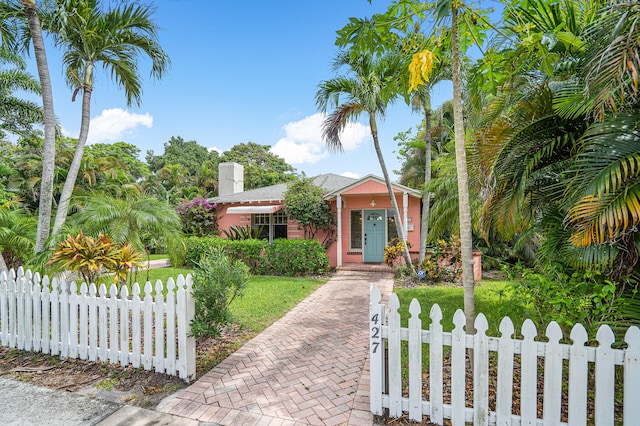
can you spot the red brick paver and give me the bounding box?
[159,271,394,425]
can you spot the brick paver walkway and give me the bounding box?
[158,271,394,425]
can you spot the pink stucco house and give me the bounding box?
[209,162,423,268]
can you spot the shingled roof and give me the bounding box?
[208,173,358,204]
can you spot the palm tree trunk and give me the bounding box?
[419,106,432,263]
[451,6,476,334]
[369,115,414,273]
[22,0,56,253]
[52,72,93,237]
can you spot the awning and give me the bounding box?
[226,205,283,214]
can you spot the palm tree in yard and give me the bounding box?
[49,0,169,237]
[0,0,58,254]
[316,52,414,272]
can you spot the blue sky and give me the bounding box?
[34,0,453,180]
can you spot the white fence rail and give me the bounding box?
[370,285,640,425]
[0,268,196,382]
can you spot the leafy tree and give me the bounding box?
[220,142,297,190]
[48,0,169,238]
[0,201,35,273]
[283,178,335,246]
[316,51,413,272]
[146,136,216,175]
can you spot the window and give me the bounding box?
[350,210,363,250]
[253,210,288,243]
[387,209,398,242]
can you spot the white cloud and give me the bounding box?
[341,171,360,179]
[87,108,153,144]
[270,113,369,165]
[208,146,223,155]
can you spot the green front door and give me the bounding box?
[364,210,385,263]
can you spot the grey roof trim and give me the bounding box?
[209,173,358,205]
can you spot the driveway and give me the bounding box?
[158,270,394,425]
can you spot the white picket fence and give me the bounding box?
[0,268,196,382]
[369,285,640,425]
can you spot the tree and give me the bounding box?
[68,193,182,255]
[0,0,59,254]
[49,0,169,237]
[0,201,35,273]
[220,142,297,190]
[0,46,42,138]
[316,51,414,272]
[146,136,215,175]
[283,178,336,247]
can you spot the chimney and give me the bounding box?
[219,162,244,196]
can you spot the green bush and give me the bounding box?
[185,236,327,276]
[184,236,266,273]
[501,264,621,336]
[261,239,329,276]
[224,239,266,274]
[190,248,249,338]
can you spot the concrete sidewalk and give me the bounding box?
[158,270,394,425]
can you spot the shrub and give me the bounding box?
[184,236,266,273]
[190,248,249,338]
[261,239,329,276]
[47,231,144,286]
[384,238,411,268]
[176,197,217,236]
[415,238,462,283]
[501,264,621,336]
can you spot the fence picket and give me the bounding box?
[473,314,489,426]
[624,327,640,426]
[595,325,615,426]
[369,285,384,416]
[143,282,153,371]
[98,285,108,361]
[568,324,588,426]
[388,294,402,418]
[1,272,8,346]
[543,322,563,425]
[408,299,422,421]
[131,283,141,368]
[79,283,88,360]
[119,286,129,366]
[166,278,176,375]
[16,271,24,350]
[23,271,33,351]
[32,279,41,352]
[59,280,69,358]
[496,317,514,426]
[520,320,537,425]
[109,285,119,364]
[50,279,59,355]
[41,276,51,354]
[429,303,443,424]
[451,309,466,426]
[88,284,97,361]
[68,284,78,359]
[154,280,165,373]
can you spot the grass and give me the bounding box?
[144,254,169,261]
[230,275,328,332]
[394,279,519,336]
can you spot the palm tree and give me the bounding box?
[49,0,169,237]
[0,47,43,137]
[0,0,58,254]
[316,51,414,272]
[69,193,181,254]
[0,201,36,273]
